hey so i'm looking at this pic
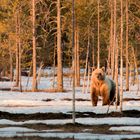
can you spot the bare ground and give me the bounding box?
[0,110,140,121]
[0,110,140,139]
[0,96,139,140]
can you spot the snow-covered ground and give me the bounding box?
[0,88,139,114]
[0,73,140,140]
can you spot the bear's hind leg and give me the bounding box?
[102,98,110,106]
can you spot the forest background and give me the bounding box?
[0,0,139,88]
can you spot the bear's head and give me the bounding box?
[92,67,105,81]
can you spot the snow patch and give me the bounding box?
[110,126,140,132]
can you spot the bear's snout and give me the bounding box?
[97,73,104,80]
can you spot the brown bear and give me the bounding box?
[90,67,119,106]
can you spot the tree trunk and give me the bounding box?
[32,0,37,92]
[107,45,111,75]
[97,0,100,68]
[75,26,80,87]
[53,37,56,88]
[76,27,80,86]
[113,0,116,80]
[115,38,119,109]
[125,0,129,91]
[72,0,76,124]
[120,0,123,112]
[92,33,95,67]
[132,46,139,93]
[82,26,90,94]
[109,0,114,76]
[57,0,63,91]
[15,12,19,87]
[18,7,22,91]
[9,48,13,81]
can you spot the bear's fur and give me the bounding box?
[90,67,119,106]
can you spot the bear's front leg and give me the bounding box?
[101,88,110,106]
[90,88,98,106]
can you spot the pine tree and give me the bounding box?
[32,0,37,92]
[57,0,63,91]
[97,0,100,68]
[120,0,124,112]
[125,0,129,91]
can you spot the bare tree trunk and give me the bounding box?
[37,62,43,86]
[15,12,19,87]
[130,64,132,86]
[72,0,76,124]
[53,37,56,88]
[75,26,80,87]
[115,38,119,109]
[57,0,63,91]
[125,0,129,91]
[9,48,13,81]
[9,40,13,82]
[32,0,37,92]
[97,0,100,68]
[18,7,22,91]
[86,64,90,94]
[132,46,139,93]
[92,33,95,67]
[113,0,116,80]
[77,27,80,86]
[74,28,77,85]
[82,26,90,94]
[120,0,123,112]
[19,38,22,91]
[107,44,111,75]
[110,0,115,79]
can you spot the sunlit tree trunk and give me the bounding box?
[131,46,139,93]
[92,33,95,67]
[125,0,129,91]
[97,0,100,68]
[109,0,114,76]
[107,45,111,75]
[115,38,119,109]
[18,6,22,91]
[113,0,116,80]
[32,0,37,92]
[75,26,80,87]
[15,12,19,87]
[57,0,63,91]
[82,26,90,94]
[120,0,123,112]
[53,36,56,88]
[72,0,76,124]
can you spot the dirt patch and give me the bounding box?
[0,88,12,91]
[0,137,69,140]
[0,123,139,140]
[123,98,140,101]
[0,111,71,121]
[62,98,90,102]
[0,136,140,140]
[0,110,140,121]
[42,99,54,102]
[22,123,111,134]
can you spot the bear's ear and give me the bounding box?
[101,67,105,72]
[91,67,96,71]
